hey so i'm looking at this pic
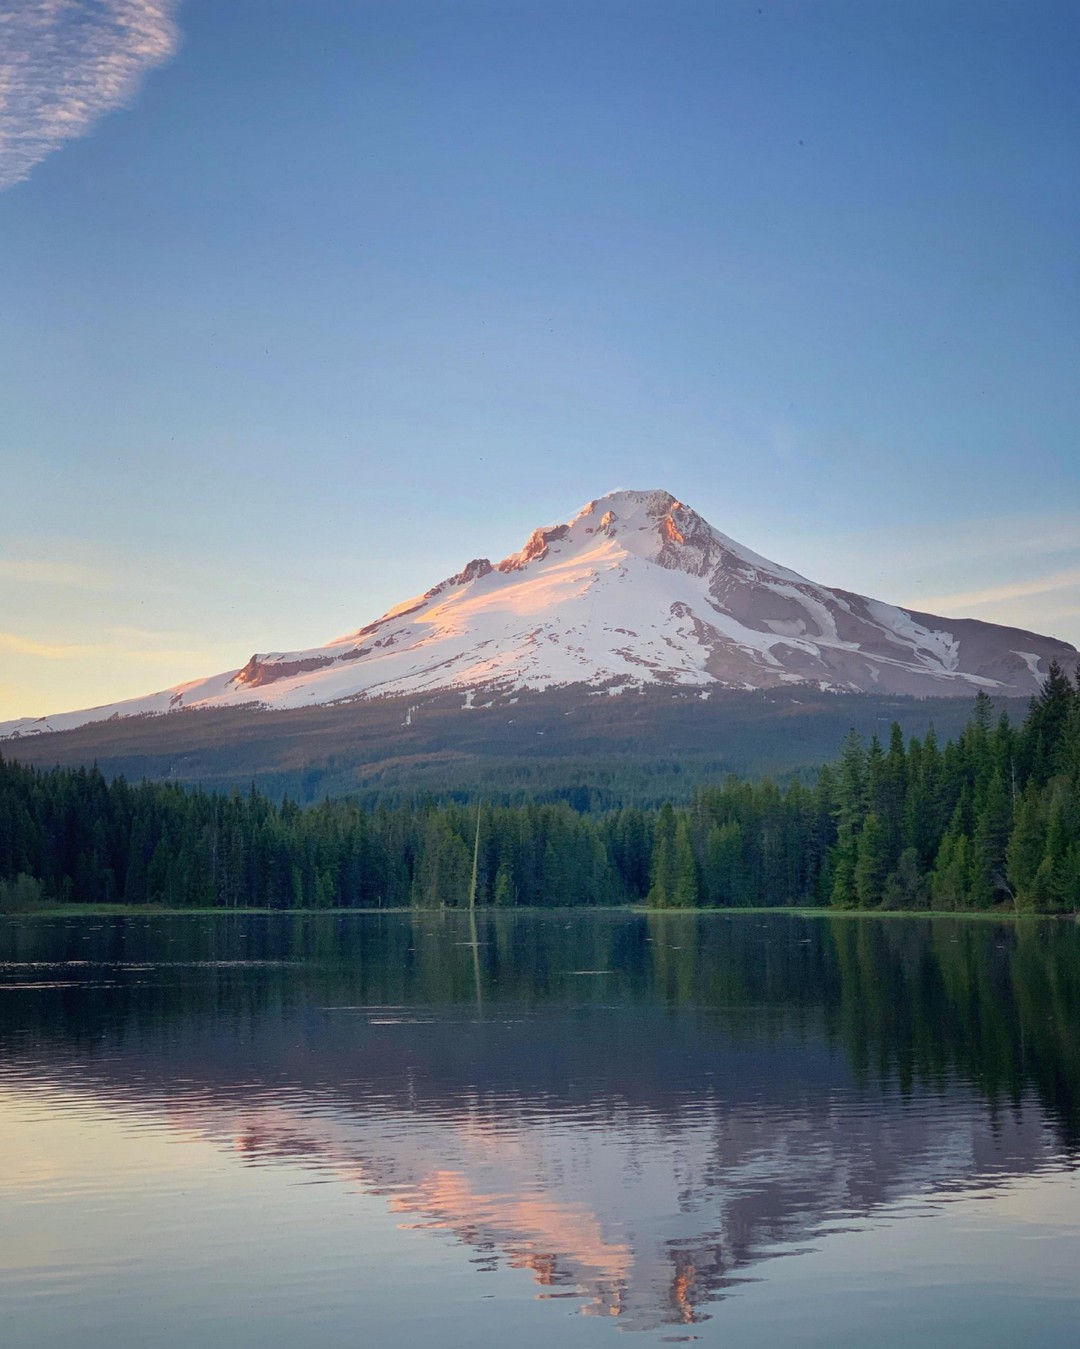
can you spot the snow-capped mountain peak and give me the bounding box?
[3,489,1076,739]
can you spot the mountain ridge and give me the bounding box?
[3,488,1076,739]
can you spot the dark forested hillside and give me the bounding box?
[1,668,1078,914]
[1,685,1021,806]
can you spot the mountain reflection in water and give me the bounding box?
[1,911,1078,1338]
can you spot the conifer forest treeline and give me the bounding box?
[2,666,1079,913]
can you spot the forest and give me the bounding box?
[1,665,1078,914]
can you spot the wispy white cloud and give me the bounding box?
[0,0,181,191]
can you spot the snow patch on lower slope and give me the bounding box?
[862,599,960,671]
[1013,651,1044,682]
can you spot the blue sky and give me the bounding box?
[1,0,1078,718]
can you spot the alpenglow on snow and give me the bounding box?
[3,490,1076,738]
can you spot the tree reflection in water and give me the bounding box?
[1,911,1077,1331]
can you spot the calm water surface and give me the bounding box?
[1,910,1078,1347]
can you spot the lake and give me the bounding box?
[1,910,1078,1347]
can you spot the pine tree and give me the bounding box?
[880,722,908,867]
[830,845,858,909]
[829,731,867,908]
[930,831,969,910]
[1035,789,1073,913]
[647,804,678,908]
[881,847,927,910]
[703,820,745,906]
[969,768,1011,908]
[854,812,888,909]
[670,819,699,908]
[1022,660,1076,785]
[1006,786,1045,910]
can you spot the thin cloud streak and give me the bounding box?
[910,568,1080,614]
[0,627,230,666]
[0,0,181,190]
[780,510,1080,581]
[0,630,89,659]
[0,557,113,588]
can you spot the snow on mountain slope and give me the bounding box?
[3,489,1076,738]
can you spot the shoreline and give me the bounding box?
[2,903,1071,921]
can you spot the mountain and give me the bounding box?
[2,488,1075,741]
